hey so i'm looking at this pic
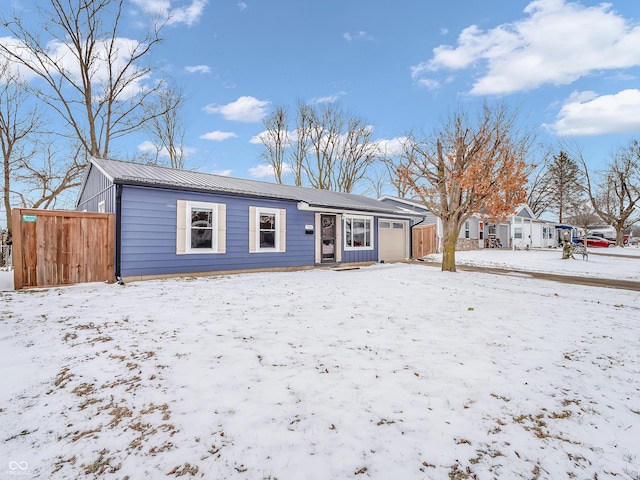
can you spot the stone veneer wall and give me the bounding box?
[456,238,480,251]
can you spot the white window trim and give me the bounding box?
[186,201,218,254]
[255,207,279,252]
[249,206,286,253]
[176,200,226,255]
[514,227,523,239]
[344,215,374,251]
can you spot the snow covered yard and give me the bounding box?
[1,257,640,479]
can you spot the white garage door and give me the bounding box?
[378,220,408,262]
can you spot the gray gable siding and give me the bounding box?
[77,164,116,213]
[119,186,316,277]
[516,206,533,219]
[378,197,437,225]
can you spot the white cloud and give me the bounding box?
[237,2,248,11]
[137,140,157,153]
[131,0,208,26]
[0,38,41,81]
[199,131,237,141]
[413,0,640,95]
[250,128,298,146]
[417,79,441,91]
[2,36,153,97]
[248,164,277,179]
[310,92,346,104]
[342,31,373,42]
[5,36,151,99]
[185,65,211,74]
[137,140,195,158]
[549,89,640,136]
[248,163,294,179]
[374,137,407,156]
[203,96,270,122]
[211,169,232,176]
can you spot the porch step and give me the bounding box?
[331,266,361,272]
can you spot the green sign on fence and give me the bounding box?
[22,214,37,223]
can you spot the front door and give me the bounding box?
[321,215,336,263]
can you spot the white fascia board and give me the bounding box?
[296,202,420,220]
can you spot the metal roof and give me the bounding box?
[89,157,414,216]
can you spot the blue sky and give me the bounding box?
[146,0,640,182]
[4,0,640,193]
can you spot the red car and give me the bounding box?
[577,235,616,248]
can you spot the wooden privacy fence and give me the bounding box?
[412,223,437,258]
[11,209,115,290]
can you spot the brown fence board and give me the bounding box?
[12,209,114,290]
[412,224,437,258]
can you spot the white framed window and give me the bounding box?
[176,200,226,255]
[249,206,286,253]
[344,215,373,250]
[464,221,470,239]
[514,227,523,239]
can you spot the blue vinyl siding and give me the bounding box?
[341,248,377,263]
[119,186,316,276]
[340,217,382,264]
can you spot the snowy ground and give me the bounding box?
[423,245,640,282]
[1,249,640,479]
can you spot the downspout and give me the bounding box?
[115,184,124,285]
[409,216,427,259]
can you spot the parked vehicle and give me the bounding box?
[576,235,616,248]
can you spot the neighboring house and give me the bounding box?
[505,204,557,249]
[76,158,420,282]
[379,198,559,252]
[378,196,484,252]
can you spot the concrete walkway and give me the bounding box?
[412,259,640,292]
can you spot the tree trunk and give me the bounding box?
[441,220,460,272]
[615,225,625,247]
[3,157,10,238]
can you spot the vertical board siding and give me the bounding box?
[12,209,115,289]
[76,165,116,213]
[341,248,377,263]
[412,224,437,258]
[119,186,316,277]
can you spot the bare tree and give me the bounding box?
[260,106,289,183]
[336,116,378,192]
[16,141,86,209]
[143,84,187,169]
[526,161,553,218]
[401,102,533,272]
[0,60,41,238]
[578,140,640,246]
[259,101,379,193]
[0,0,168,159]
[375,138,414,198]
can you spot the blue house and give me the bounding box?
[76,157,422,282]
